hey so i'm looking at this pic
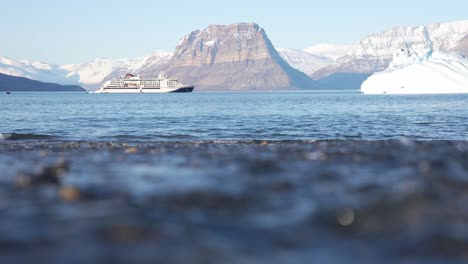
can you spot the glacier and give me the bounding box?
[361,48,468,94]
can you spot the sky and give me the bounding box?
[1,0,467,64]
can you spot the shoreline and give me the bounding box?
[0,139,467,263]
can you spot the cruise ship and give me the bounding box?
[96,73,194,93]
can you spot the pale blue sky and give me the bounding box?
[2,0,467,64]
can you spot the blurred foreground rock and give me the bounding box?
[0,140,466,263]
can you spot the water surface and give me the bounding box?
[1,92,467,141]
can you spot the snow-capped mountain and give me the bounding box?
[0,51,173,90]
[312,20,468,79]
[303,44,349,61]
[61,51,173,89]
[361,48,468,94]
[2,20,468,91]
[61,58,128,86]
[0,55,75,85]
[277,48,332,75]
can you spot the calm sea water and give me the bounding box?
[0,92,467,141]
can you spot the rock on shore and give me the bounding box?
[0,140,467,263]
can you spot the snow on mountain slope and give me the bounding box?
[277,48,332,75]
[0,51,173,90]
[138,51,174,73]
[24,61,53,71]
[340,20,468,62]
[0,56,25,69]
[313,20,468,79]
[0,55,75,84]
[61,58,123,85]
[361,48,468,94]
[303,44,349,61]
[453,34,468,56]
[61,51,173,88]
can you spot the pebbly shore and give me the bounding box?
[0,139,467,263]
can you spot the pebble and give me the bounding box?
[0,140,466,263]
[125,147,139,154]
[59,186,81,202]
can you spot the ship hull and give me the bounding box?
[170,86,194,93]
[97,86,195,94]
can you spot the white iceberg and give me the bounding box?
[361,48,468,94]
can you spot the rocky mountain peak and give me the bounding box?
[166,22,315,90]
[171,22,273,67]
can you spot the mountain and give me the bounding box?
[0,73,85,92]
[3,20,467,91]
[312,20,468,80]
[303,44,349,61]
[0,56,76,85]
[453,34,468,56]
[163,23,315,91]
[361,48,468,94]
[277,48,332,75]
[0,52,173,90]
[61,51,173,90]
[277,47,369,89]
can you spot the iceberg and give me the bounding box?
[361,48,468,94]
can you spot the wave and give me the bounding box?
[0,133,55,141]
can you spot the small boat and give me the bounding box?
[5,91,11,94]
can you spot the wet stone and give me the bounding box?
[0,140,466,264]
[16,158,70,186]
[59,186,81,202]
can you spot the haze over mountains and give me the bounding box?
[1,20,467,91]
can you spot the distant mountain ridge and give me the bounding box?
[0,51,174,91]
[311,20,468,79]
[276,48,332,76]
[62,51,173,90]
[1,20,468,91]
[303,44,349,61]
[0,56,75,85]
[0,73,84,92]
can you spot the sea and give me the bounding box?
[1,91,467,141]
